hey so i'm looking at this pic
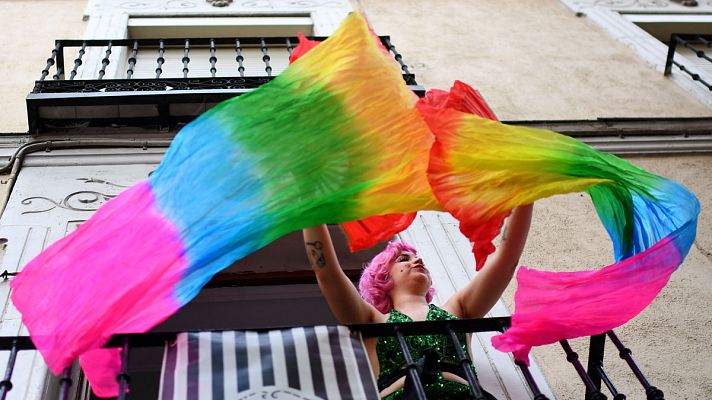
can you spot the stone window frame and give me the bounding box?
[77,0,353,80]
[559,0,712,107]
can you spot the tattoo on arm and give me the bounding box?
[306,240,326,268]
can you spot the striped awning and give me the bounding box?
[159,326,379,400]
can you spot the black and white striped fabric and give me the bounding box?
[159,326,379,400]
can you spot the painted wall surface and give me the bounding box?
[0,0,87,133]
[355,0,712,120]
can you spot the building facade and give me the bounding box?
[0,0,710,399]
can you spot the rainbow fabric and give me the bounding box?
[418,103,699,361]
[9,12,699,397]
[11,14,438,397]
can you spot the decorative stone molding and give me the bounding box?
[20,178,128,214]
[207,0,233,6]
[560,0,712,13]
[85,0,350,16]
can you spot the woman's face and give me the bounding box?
[389,251,432,291]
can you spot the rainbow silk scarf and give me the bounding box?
[10,12,699,397]
[10,14,438,396]
[418,102,699,362]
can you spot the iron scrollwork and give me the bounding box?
[32,77,275,94]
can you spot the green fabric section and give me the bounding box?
[565,148,662,260]
[208,76,378,245]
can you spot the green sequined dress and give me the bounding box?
[376,304,477,400]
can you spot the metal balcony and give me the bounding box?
[0,317,664,400]
[664,34,712,92]
[27,37,424,134]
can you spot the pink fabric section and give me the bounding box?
[79,348,123,397]
[491,235,682,363]
[10,181,187,397]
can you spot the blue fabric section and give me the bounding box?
[150,114,272,304]
[589,176,699,263]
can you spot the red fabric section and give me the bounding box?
[340,81,500,253]
[420,81,505,270]
[289,33,321,64]
[341,213,417,252]
[419,80,497,119]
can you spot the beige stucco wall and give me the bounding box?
[355,0,712,120]
[0,0,87,133]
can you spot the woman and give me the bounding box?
[302,205,533,399]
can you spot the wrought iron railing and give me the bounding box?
[27,37,424,134]
[0,318,663,400]
[664,34,712,91]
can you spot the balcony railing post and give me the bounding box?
[39,41,61,82]
[394,327,427,400]
[68,41,86,80]
[664,34,679,76]
[382,36,411,75]
[586,334,606,398]
[261,38,272,77]
[182,39,191,78]
[235,38,245,77]
[117,337,131,400]
[98,41,112,80]
[444,323,487,399]
[514,360,550,400]
[156,39,165,79]
[597,364,626,400]
[58,366,73,400]
[0,339,18,400]
[607,331,664,400]
[286,37,294,59]
[560,340,607,400]
[54,40,65,80]
[210,38,217,78]
[126,40,139,79]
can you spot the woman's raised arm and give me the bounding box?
[445,204,534,319]
[303,224,382,324]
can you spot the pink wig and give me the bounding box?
[358,241,436,314]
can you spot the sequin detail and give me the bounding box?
[377,304,476,399]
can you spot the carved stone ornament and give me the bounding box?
[119,1,197,9]
[86,0,349,13]
[560,0,712,11]
[20,178,128,214]
[207,0,233,6]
